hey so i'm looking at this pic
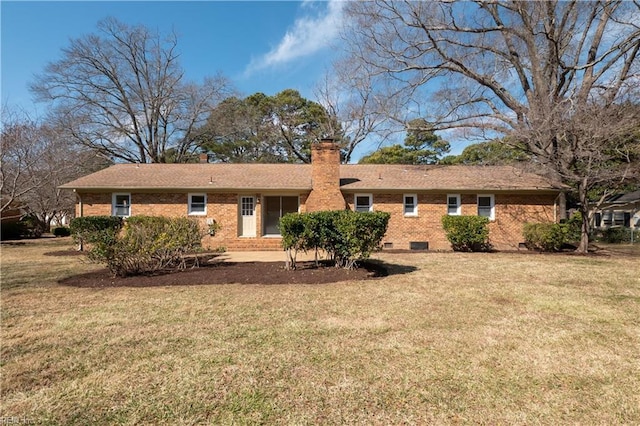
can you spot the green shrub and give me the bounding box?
[69,215,203,277]
[70,216,123,261]
[280,210,390,269]
[70,216,123,249]
[106,216,204,277]
[334,211,390,268]
[1,221,25,240]
[280,213,310,252]
[562,212,582,243]
[523,213,585,252]
[441,215,492,252]
[52,226,71,237]
[595,227,633,244]
[523,223,568,252]
[1,214,48,240]
[17,214,44,238]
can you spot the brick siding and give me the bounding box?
[345,191,556,251]
[305,141,346,211]
[77,190,556,251]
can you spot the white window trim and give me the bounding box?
[404,193,418,216]
[477,194,495,221]
[112,193,131,218]
[447,194,461,216]
[188,193,207,216]
[354,193,373,212]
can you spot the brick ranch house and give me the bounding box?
[61,141,565,251]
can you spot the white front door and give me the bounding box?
[240,196,256,237]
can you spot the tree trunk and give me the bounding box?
[576,182,590,253]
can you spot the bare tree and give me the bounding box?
[315,58,407,163]
[343,0,640,251]
[31,17,233,163]
[23,129,110,229]
[1,111,51,220]
[1,108,108,227]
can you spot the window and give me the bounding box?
[354,194,373,212]
[613,211,625,226]
[477,195,495,220]
[188,193,207,215]
[404,194,418,216]
[263,196,299,235]
[447,194,461,216]
[241,197,255,217]
[112,193,131,217]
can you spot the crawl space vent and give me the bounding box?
[410,241,429,250]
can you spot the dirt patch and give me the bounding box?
[59,260,388,288]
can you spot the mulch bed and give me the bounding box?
[44,250,86,257]
[58,260,388,288]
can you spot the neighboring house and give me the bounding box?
[1,197,30,240]
[592,190,640,229]
[60,141,565,251]
[0,197,28,223]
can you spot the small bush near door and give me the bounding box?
[441,215,492,252]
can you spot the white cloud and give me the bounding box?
[246,0,344,74]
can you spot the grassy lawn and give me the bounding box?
[1,238,639,424]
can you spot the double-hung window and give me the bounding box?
[447,194,461,216]
[477,195,495,220]
[404,194,418,216]
[112,193,131,217]
[188,193,207,215]
[354,194,373,212]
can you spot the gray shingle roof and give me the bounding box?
[603,189,640,204]
[60,163,564,192]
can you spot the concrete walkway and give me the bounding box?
[213,250,321,263]
[213,250,390,263]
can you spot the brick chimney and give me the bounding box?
[305,139,346,212]
[199,153,208,163]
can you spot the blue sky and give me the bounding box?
[1,1,470,159]
[1,1,341,115]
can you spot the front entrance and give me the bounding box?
[239,196,256,237]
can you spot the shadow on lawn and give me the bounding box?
[58,259,418,288]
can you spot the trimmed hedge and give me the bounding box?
[280,210,390,269]
[441,215,492,252]
[52,226,71,237]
